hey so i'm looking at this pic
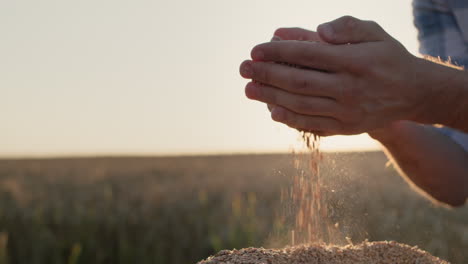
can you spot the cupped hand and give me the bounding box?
[265,28,326,116]
[240,16,427,136]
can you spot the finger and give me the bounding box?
[317,16,390,44]
[245,82,340,117]
[274,27,324,42]
[251,41,341,71]
[242,60,340,98]
[270,106,342,135]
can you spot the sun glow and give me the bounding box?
[0,0,415,157]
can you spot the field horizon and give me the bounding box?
[0,149,380,160]
[0,151,466,263]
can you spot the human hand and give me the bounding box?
[240,16,429,136]
[266,28,326,114]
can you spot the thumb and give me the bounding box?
[317,16,390,44]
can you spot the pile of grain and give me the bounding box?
[198,241,449,264]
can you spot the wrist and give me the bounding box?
[368,120,419,145]
[410,56,468,127]
[368,121,403,143]
[368,127,392,142]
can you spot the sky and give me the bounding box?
[1,0,418,157]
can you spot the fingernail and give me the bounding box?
[240,61,253,78]
[251,49,264,61]
[272,35,282,41]
[318,23,334,40]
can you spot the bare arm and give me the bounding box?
[369,121,468,207]
[410,57,468,134]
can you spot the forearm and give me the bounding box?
[369,121,468,207]
[414,57,468,133]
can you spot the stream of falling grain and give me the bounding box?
[288,132,340,245]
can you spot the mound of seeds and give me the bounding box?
[197,241,449,264]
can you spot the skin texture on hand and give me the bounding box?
[239,16,459,136]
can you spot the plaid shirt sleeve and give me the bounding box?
[412,0,468,152]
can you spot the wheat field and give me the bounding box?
[0,151,466,264]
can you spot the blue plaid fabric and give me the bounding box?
[413,0,468,151]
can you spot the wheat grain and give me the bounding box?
[197,241,449,264]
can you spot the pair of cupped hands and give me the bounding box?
[239,16,431,137]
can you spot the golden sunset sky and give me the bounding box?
[1,0,418,157]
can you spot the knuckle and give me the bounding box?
[364,20,388,40]
[340,15,358,29]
